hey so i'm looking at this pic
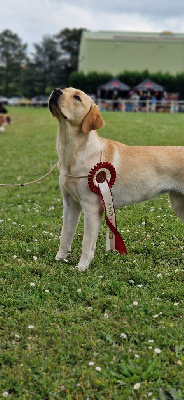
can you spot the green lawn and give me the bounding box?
[0,107,184,399]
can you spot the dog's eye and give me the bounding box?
[74,95,81,102]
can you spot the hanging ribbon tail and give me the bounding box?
[105,215,127,255]
[98,180,127,255]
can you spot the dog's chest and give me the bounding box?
[59,173,81,202]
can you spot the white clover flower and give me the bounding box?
[154,348,161,354]
[104,313,108,319]
[77,288,82,293]
[157,273,162,278]
[120,333,127,339]
[30,282,35,287]
[133,301,138,306]
[33,256,37,261]
[45,289,49,293]
[148,339,154,343]
[96,366,101,371]
[88,361,94,366]
[135,354,140,358]
[133,383,140,390]
[2,392,9,398]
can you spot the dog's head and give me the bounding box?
[49,87,104,134]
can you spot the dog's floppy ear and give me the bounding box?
[6,116,11,125]
[82,104,105,134]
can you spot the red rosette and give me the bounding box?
[88,162,116,194]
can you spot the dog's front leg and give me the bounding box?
[76,206,103,271]
[55,194,81,261]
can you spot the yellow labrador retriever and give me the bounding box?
[49,87,184,271]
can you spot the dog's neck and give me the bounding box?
[56,121,102,174]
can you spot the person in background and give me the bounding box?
[139,91,147,111]
[150,94,157,112]
[112,89,119,111]
[131,91,140,112]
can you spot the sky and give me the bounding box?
[1,0,184,53]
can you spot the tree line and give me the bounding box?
[1,27,184,99]
[0,28,84,97]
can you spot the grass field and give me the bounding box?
[0,107,184,399]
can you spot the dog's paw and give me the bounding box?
[55,251,68,261]
[75,262,89,272]
[75,265,87,272]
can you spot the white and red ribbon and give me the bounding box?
[88,162,127,255]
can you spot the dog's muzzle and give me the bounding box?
[49,88,63,114]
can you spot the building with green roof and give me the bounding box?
[78,30,184,75]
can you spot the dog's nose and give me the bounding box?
[53,88,63,96]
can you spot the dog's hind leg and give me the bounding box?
[169,192,184,223]
[76,205,103,271]
[55,194,81,261]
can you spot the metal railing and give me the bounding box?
[98,99,183,113]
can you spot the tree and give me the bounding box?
[55,28,85,85]
[30,35,65,95]
[0,29,27,96]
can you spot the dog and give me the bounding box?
[0,114,11,132]
[49,87,184,271]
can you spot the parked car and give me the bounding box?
[8,97,20,106]
[0,96,8,105]
[19,97,32,106]
[32,95,49,107]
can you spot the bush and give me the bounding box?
[70,71,112,94]
[69,70,184,98]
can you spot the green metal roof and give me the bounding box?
[82,30,184,42]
